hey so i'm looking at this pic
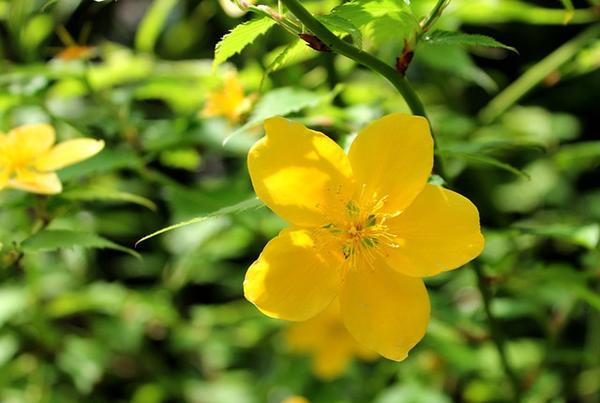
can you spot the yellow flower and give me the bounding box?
[287,299,377,379]
[281,397,309,403]
[0,123,104,194]
[55,45,96,61]
[202,74,252,124]
[244,113,484,361]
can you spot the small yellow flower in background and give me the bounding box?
[287,299,377,379]
[281,396,309,403]
[202,73,252,124]
[0,123,104,194]
[244,113,484,361]
[56,45,96,61]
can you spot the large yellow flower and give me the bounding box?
[244,113,484,361]
[287,299,377,379]
[0,123,104,194]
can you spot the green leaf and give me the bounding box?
[443,150,530,179]
[423,30,517,53]
[329,0,418,47]
[514,222,600,250]
[224,87,331,144]
[22,230,140,258]
[263,39,314,75]
[319,15,362,46]
[213,17,276,69]
[60,187,158,211]
[135,0,178,53]
[417,44,498,91]
[136,197,263,246]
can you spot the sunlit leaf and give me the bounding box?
[213,17,277,69]
[423,30,517,53]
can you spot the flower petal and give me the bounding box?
[34,138,104,171]
[348,113,433,214]
[244,228,342,321]
[9,170,62,194]
[248,117,354,227]
[9,123,55,159]
[340,262,430,361]
[313,341,353,379]
[384,184,484,277]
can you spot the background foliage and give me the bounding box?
[1,0,599,402]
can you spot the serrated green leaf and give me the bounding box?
[262,40,311,84]
[61,187,157,211]
[213,17,276,69]
[22,230,140,258]
[224,87,330,144]
[423,30,517,53]
[136,197,263,246]
[135,0,178,53]
[329,0,418,48]
[319,15,362,46]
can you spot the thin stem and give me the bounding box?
[480,24,600,123]
[420,0,451,33]
[474,264,523,403]
[279,0,426,117]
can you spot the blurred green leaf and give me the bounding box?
[423,30,517,53]
[135,0,178,53]
[0,287,28,327]
[226,87,333,143]
[22,229,140,258]
[213,17,277,69]
[60,187,158,211]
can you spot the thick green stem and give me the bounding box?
[480,24,600,123]
[474,264,523,402]
[279,0,426,117]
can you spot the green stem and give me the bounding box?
[474,264,523,402]
[420,0,451,33]
[480,24,600,123]
[279,0,426,117]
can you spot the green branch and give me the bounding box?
[480,24,600,123]
[278,0,426,117]
[474,264,523,402]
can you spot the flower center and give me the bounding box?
[322,198,398,270]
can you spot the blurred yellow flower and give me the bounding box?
[281,396,309,403]
[56,45,96,61]
[202,73,252,124]
[0,123,104,194]
[244,113,484,361]
[287,299,377,379]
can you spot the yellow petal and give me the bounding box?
[384,184,484,277]
[348,113,432,214]
[313,341,353,379]
[8,170,62,194]
[244,228,342,321]
[340,262,430,361]
[34,138,104,171]
[286,299,343,352]
[248,117,354,227]
[9,123,55,160]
